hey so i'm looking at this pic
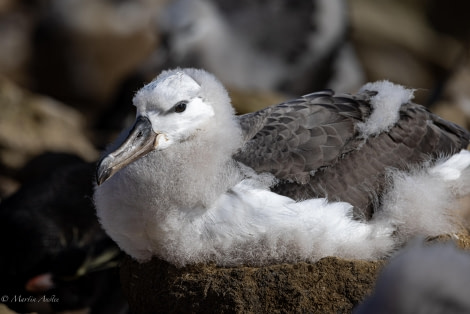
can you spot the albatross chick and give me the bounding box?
[94,68,470,266]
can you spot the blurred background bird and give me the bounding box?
[354,240,470,314]
[159,0,364,96]
[0,153,127,314]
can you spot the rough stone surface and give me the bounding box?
[0,78,98,172]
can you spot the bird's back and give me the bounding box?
[235,90,470,218]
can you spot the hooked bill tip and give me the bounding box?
[96,160,113,186]
[95,116,157,186]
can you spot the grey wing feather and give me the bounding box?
[234,90,470,219]
[234,91,370,183]
[285,103,470,219]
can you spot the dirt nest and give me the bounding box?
[121,257,383,313]
[120,234,470,314]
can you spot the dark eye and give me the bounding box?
[174,101,187,113]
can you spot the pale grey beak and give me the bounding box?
[96,116,157,185]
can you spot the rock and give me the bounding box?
[228,87,288,114]
[349,0,462,105]
[0,6,32,86]
[0,77,97,173]
[0,303,18,314]
[0,175,19,200]
[431,52,470,130]
[426,0,470,42]
[30,0,163,114]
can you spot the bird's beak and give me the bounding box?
[96,116,158,185]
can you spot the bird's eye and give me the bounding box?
[174,101,187,113]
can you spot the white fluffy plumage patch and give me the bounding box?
[133,70,201,113]
[95,149,470,267]
[373,150,470,240]
[358,80,415,137]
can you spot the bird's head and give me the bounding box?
[96,68,239,185]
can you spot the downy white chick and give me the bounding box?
[94,68,470,266]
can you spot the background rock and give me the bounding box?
[0,78,97,167]
[0,78,98,199]
[30,0,163,115]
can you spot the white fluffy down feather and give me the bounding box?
[358,80,415,137]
